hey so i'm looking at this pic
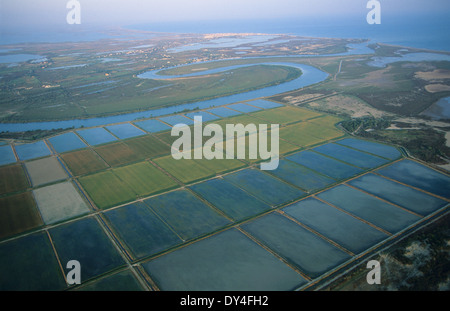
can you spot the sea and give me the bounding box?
[0,13,449,52]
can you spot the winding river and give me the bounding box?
[0,62,329,132]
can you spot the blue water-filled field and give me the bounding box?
[317,185,421,234]
[102,202,182,260]
[224,168,306,206]
[246,99,283,109]
[313,143,390,169]
[133,119,172,133]
[76,128,118,146]
[336,138,401,160]
[349,174,448,216]
[76,269,144,291]
[0,232,66,291]
[267,159,336,192]
[228,103,262,113]
[0,145,16,166]
[376,159,450,199]
[141,228,306,291]
[283,198,388,255]
[48,132,87,153]
[158,115,194,127]
[105,123,146,140]
[144,190,231,241]
[286,150,363,180]
[206,107,242,117]
[185,111,221,122]
[48,217,126,283]
[242,213,351,278]
[189,178,271,221]
[15,141,52,161]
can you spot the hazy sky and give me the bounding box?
[1,0,449,28]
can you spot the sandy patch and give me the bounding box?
[308,94,390,118]
[425,84,450,93]
[415,69,450,81]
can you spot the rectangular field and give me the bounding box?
[0,232,66,291]
[207,107,242,117]
[252,106,322,125]
[376,159,450,199]
[279,122,325,147]
[349,174,448,216]
[78,171,137,210]
[0,145,17,166]
[0,164,29,195]
[283,198,388,255]
[25,156,68,187]
[0,192,43,240]
[48,132,87,153]
[141,228,306,291]
[227,103,262,113]
[246,99,283,109]
[153,155,216,184]
[313,143,390,169]
[14,141,51,161]
[33,181,91,225]
[317,185,421,234]
[286,150,363,180]
[112,161,178,197]
[144,189,231,241]
[124,135,170,159]
[185,111,220,122]
[158,115,194,127]
[48,217,126,283]
[336,138,401,160]
[94,142,143,167]
[61,149,109,176]
[267,159,336,192]
[223,168,306,207]
[76,128,118,146]
[242,213,351,279]
[189,178,271,221]
[105,123,146,140]
[102,202,182,260]
[134,119,172,133]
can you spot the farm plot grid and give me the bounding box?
[0,101,449,291]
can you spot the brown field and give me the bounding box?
[0,192,43,240]
[61,149,109,176]
[124,135,171,159]
[94,142,143,167]
[0,164,30,195]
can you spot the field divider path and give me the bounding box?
[342,183,424,218]
[313,195,393,236]
[92,215,152,291]
[276,210,355,257]
[45,230,68,286]
[371,171,450,202]
[236,226,312,282]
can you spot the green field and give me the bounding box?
[124,135,171,159]
[0,164,30,195]
[78,171,137,210]
[252,106,322,125]
[62,149,109,176]
[0,192,43,240]
[153,156,216,184]
[112,162,178,197]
